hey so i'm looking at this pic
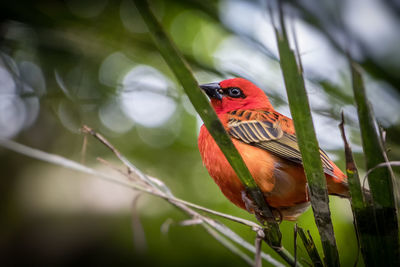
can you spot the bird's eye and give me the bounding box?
[227,88,243,98]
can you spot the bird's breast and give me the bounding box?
[198,125,304,210]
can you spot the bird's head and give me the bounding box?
[199,78,272,114]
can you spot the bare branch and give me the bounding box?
[0,138,284,267]
[363,161,400,191]
[255,232,263,267]
[363,161,400,182]
[178,218,203,227]
[81,125,169,195]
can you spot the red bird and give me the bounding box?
[198,78,349,220]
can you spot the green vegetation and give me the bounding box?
[350,60,399,266]
[0,0,399,266]
[272,4,339,266]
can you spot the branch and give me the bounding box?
[363,161,400,182]
[83,125,261,229]
[0,137,284,267]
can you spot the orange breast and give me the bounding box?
[198,125,309,210]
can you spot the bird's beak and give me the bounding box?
[199,82,222,100]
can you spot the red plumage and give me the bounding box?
[198,78,348,220]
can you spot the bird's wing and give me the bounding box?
[227,110,335,176]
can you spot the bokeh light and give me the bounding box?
[120,65,177,128]
[0,57,41,138]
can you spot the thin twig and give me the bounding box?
[81,125,169,195]
[0,139,258,228]
[0,138,284,267]
[255,231,264,267]
[173,197,261,229]
[177,218,203,227]
[0,138,148,191]
[166,196,284,266]
[85,126,262,229]
[362,161,400,189]
[97,157,142,183]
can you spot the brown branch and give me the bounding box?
[81,125,165,193]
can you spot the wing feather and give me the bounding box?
[227,110,335,176]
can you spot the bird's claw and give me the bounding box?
[241,191,255,212]
[241,191,279,224]
[241,191,266,224]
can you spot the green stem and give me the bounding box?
[132,0,295,263]
[272,3,340,266]
[339,113,381,266]
[350,59,400,266]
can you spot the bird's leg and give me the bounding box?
[241,190,256,213]
[241,191,267,225]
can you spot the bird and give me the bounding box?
[197,77,349,221]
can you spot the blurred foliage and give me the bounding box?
[0,0,399,266]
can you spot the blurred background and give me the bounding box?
[1,0,399,266]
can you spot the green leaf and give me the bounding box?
[350,60,400,266]
[132,1,301,265]
[272,4,340,267]
[339,113,380,266]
